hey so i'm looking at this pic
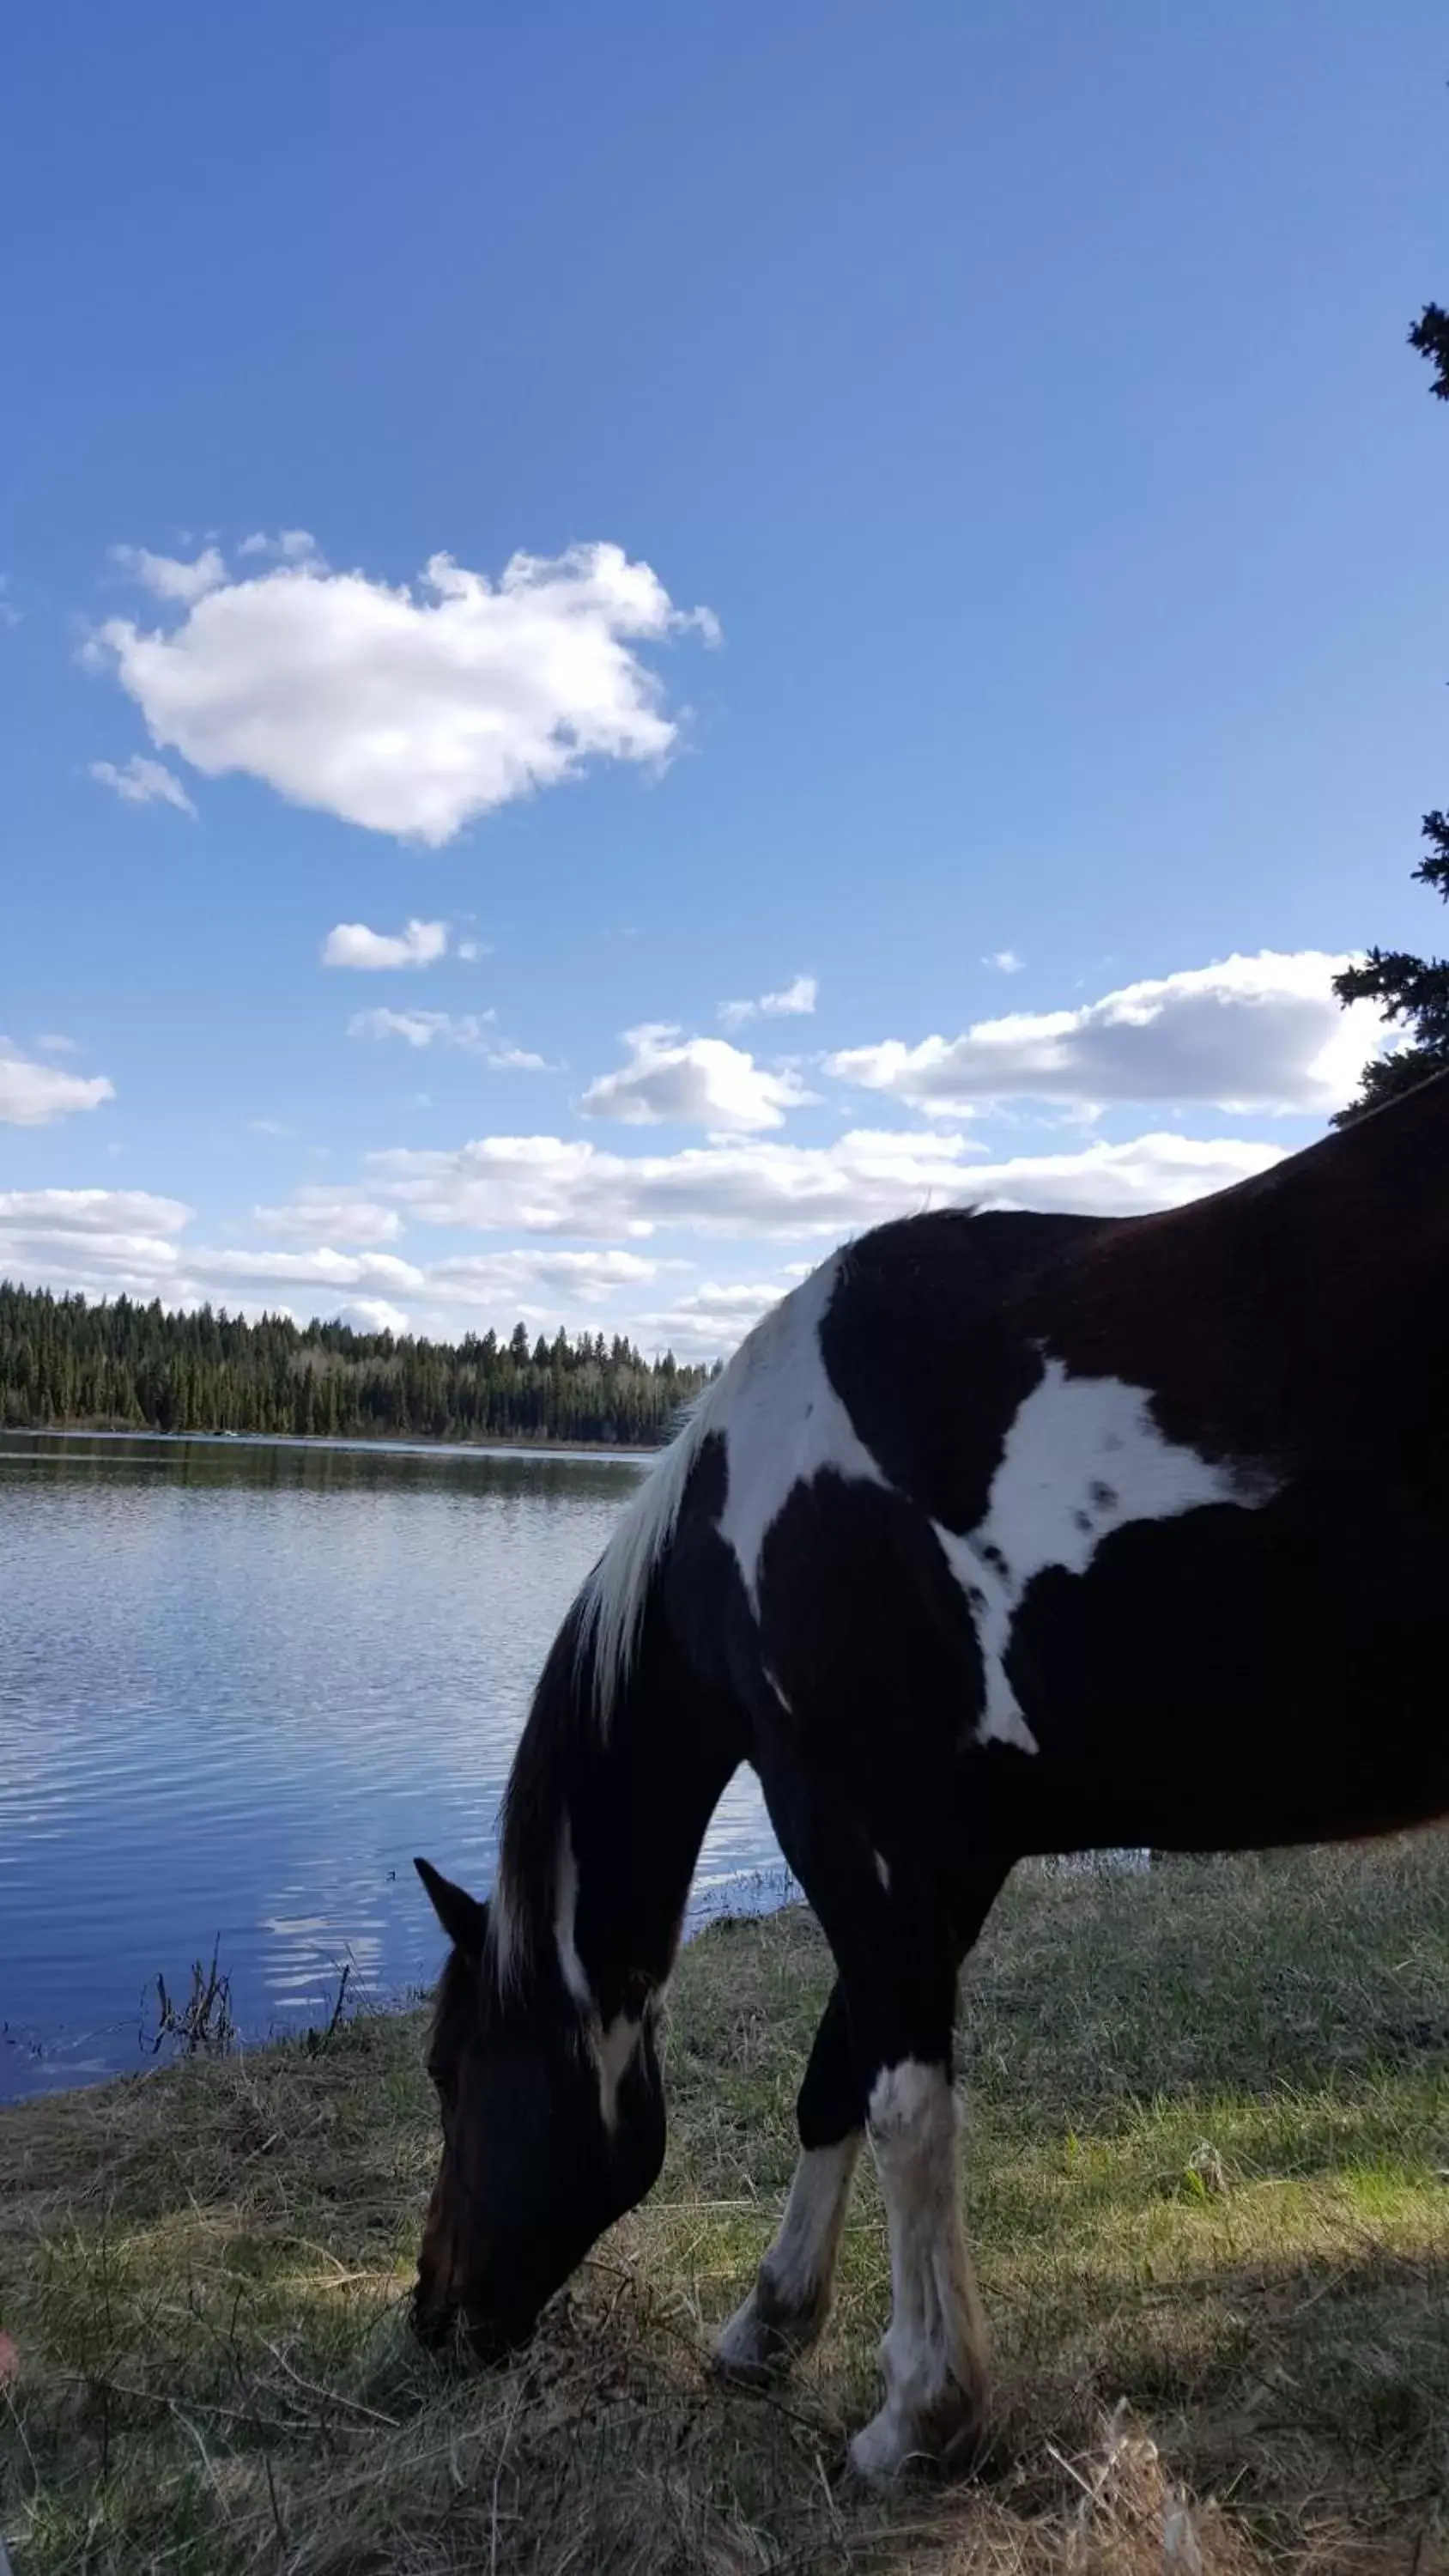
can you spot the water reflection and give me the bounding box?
[0,1431,783,2099]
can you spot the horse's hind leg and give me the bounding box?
[714,1979,863,2380]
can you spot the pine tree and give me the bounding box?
[1334,307,1449,1121]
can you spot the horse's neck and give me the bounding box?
[498,1606,743,2025]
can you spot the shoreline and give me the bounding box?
[3,1842,1446,2573]
[0,1422,662,1461]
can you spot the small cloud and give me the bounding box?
[985,949,1024,975]
[36,1034,78,1054]
[110,543,227,604]
[349,1006,494,1050]
[237,529,319,562]
[718,974,818,1030]
[581,1024,816,1132]
[89,754,197,816]
[1,1041,114,1127]
[338,1297,410,1334]
[247,1118,291,1137]
[252,1191,402,1246]
[456,937,488,963]
[486,1042,552,1072]
[322,918,449,971]
[349,1007,554,1069]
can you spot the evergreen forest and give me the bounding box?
[0,1281,713,1447]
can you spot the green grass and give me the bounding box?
[2,1838,1446,2573]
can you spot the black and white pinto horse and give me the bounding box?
[414,1072,1449,2477]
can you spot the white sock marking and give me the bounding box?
[716,2134,861,2373]
[761,2135,859,2312]
[852,2059,986,2477]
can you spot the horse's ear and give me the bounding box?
[414,1857,489,1959]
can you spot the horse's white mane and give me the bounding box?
[573,1372,725,1723]
[572,1242,858,1722]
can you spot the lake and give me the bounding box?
[0,1431,785,2102]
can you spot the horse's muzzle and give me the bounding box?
[409,2287,531,2370]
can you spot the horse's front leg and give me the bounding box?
[744,1759,1006,2475]
[714,1978,862,2379]
[843,1850,1008,2479]
[850,2042,986,2480]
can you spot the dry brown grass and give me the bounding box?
[2,1838,1446,2574]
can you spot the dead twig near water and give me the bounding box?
[147,1938,236,2058]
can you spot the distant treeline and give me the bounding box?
[0,1281,715,1447]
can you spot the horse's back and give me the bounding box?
[681,1181,1449,1858]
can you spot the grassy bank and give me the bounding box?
[2,1841,1446,2575]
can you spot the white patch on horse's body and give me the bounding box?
[931,1522,1040,1751]
[764,1667,793,1715]
[852,2060,987,2480]
[714,1253,889,1610]
[576,1243,1273,1768]
[938,1357,1273,1754]
[577,1249,887,1717]
[551,1822,648,2127]
[873,1848,892,1891]
[554,1820,592,2014]
[714,2134,861,2378]
[597,2012,640,2132]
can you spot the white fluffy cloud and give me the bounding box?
[0,1206,429,1320]
[427,1248,662,1309]
[88,754,197,815]
[322,919,449,970]
[0,1120,1297,1358]
[0,1189,192,1296]
[0,1187,191,1239]
[111,544,227,604]
[985,949,1023,975]
[0,1044,114,1127]
[197,1246,426,1295]
[367,1124,1281,1242]
[92,541,717,844]
[336,1297,411,1334]
[718,974,818,1030]
[252,1192,403,1245]
[633,1273,798,1359]
[0,1187,676,1342]
[348,1007,550,1070]
[828,952,1387,1117]
[580,1025,816,1132]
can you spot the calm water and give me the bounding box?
[0,1432,785,2101]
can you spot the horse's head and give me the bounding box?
[410,1856,666,2361]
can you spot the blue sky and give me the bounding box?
[3,1,1445,1357]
